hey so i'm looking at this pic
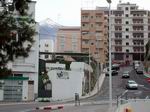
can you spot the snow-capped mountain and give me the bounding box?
[39,18,62,40]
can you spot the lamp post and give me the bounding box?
[89,43,91,94]
[106,0,112,111]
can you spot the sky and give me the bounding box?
[35,0,150,26]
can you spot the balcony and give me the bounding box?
[81,26,90,31]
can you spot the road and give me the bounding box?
[0,65,150,112]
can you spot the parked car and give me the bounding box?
[122,71,130,78]
[134,63,140,70]
[112,64,120,71]
[126,80,138,89]
[136,67,143,74]
[105,69,118,76]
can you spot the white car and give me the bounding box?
[126,80,138,89]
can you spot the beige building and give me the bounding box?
[56,26,81,53]
[81,9,108,64]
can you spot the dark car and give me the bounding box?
[105,69,118,76]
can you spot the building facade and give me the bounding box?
[56,26,81,53]
[111,2,150,64]
[40,39,54,60]
[81,9,108,64]
[0,1,39,101]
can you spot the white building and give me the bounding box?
[0,1,39,101]
[39,39,54,60]
[46,62,91,101]
[111,2,150,64]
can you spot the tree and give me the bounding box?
[0,0,36,76]
[145,40,150,61]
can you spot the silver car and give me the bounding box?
[126,80,138,89]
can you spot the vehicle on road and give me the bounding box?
[134,63,140,70]
[105,69,118,76]
[112,64,120,71]
[126,80,138,89]
[122,71,130,78]
[136,67,143,74]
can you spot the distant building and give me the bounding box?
[40,39,54,60]
[110,2,150,64]
[56,26,81,53]
[81,9,108,64]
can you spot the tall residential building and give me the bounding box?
[81,10,108,64]
[56,26,81,53]
[111,2,150,64]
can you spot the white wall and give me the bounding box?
[0,90,3,101]
[46,63,65,72]
[22,80,28,101]
[48,70,84,100]
[12,2,39,99]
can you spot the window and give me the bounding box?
[126,55,129,58]
[126,35,129,38]
[125,7,128,10]
[91,42,94,45]
[126,21,129,24]
[126,49,129,52]
[45,44,48,47]
[126,42,129,45]
[126,28,129,31]
[45,55,49,59]
[126,14,129,17]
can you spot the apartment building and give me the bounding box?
[56,26,81,53]
[81,9,108,64]
[111,2,150,64]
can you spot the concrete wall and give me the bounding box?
[48,70,84,101]
[22,80,28,101]
[0,90,4,101]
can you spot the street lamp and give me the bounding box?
[106,0,112,111]
[89,41,91,94]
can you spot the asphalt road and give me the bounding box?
[87,65,150,101]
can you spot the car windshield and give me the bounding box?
[124,72,128,74]
[128,81,136,84]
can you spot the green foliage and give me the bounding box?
[0,0,36,76]
[145,40,150,61]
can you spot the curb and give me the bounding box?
[36,105,64,110]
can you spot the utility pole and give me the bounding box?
[106,0,113,111]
